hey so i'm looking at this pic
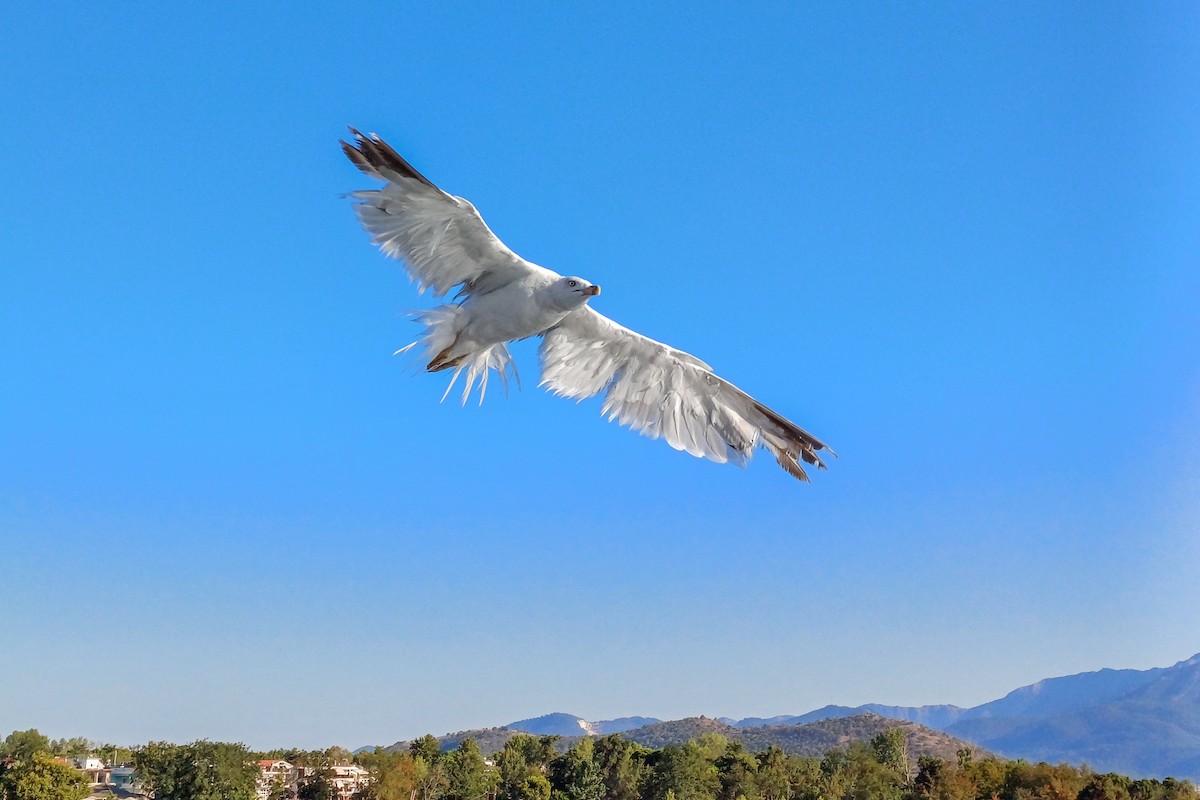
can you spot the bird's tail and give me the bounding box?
[395,305,519,405]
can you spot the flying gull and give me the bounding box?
[342,129,833,481]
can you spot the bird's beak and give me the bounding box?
[585,285,602,296]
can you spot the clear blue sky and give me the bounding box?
[2,2,1197,751]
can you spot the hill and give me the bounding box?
[767,653,1200,779]
[372,651,1200,779]
[945,654,1200,779]
[381,714,981,763]
[505,713,662,737]
[621,715,982,762]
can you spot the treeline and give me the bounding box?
[4,727,1198,800]
[355,730,1197,800]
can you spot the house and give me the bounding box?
[72,757,109,786]
[255,760,298,800]
[109,765,138,791]
[330,763,371,800]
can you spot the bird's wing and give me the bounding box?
[342,129,544,297]
[539,307,833,481]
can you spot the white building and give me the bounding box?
[72,757,108,786]
[330,763,371,800]
[256,760,298,800]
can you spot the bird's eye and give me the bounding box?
[568,280,577,287]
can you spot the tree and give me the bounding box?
[752,746,790,800]
[714,742,758,800]
[1,730,52,763]
[298,769,334,800]
[498,736,557,800]
[0,752,90,800]
[359,749,442,800]
[443,739,492,800]
[592,735,647,800]
[550,740,603,800]
[646,742,719,800]
[1079,773,1133,800]
[411,736,444,765]
[48,738,94,760]
[133,740,258,800]
[868,728,909,781]
[809,743,903,800]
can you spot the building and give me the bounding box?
[255,760,299,800]
[109,765,138,791]
[329,763,371,800]
[72,757,109,786]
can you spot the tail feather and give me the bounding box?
[396,305,517,405]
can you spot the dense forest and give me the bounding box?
[2,727,1197,800]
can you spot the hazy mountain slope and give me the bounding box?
[962,666,1166,720]
[505,713,662,737]
[507,713,593,736]
[372,652,1200,779]
[592,716,661,734]
[859,704,967,729]
[618,714,983,761]
[733,715,982,762]
[950,654,1200,779]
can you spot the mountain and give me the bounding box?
[505,713,663,737]
[370,651,1200,780]
[944,654,1200,779]
[619,714,981,762]
[506,713,593,736]
[593,717,663,735]
[961,665,1166,720]
[379,714,981,763]
[764,653,1200,780]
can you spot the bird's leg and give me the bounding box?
[427,346,466,372]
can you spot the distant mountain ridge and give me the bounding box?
[505,713,662,737]
[727,653,1200,780]
[374,652,1200,780]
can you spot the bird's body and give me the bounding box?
[342,128,833,481]
[462,273,574,348]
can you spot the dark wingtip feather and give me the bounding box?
[341,127,440,190]
[341,138,377,177]
[773,450,811,482]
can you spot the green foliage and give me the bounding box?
[7,726,1199,800]
[444,739,493,800]
[869,728,910,780]
[0,752,90,800]
[714,741,759,800]
[1080,773,1134,800]
[498,736,560,800]
[132,740,258,800]
[297,768,334,800]
[646,741,720,800]
[550,740,605,800]
[752,746,796,800]
[412,735,445,765]
[592,735,649,800]
[358,748,447,800]
[47,738,93,760]
[0,730,52,763]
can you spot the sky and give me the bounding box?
[1,2,1198,752]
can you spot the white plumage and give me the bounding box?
[342,129,833,481]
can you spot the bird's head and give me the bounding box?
[550,276,602,309]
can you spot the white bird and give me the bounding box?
[342,129,833,481]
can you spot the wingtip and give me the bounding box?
[340,126,440,190]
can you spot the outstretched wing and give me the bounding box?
[342,129,544,297]
[539,307,833,481]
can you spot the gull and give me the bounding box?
[342,129,833,481]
